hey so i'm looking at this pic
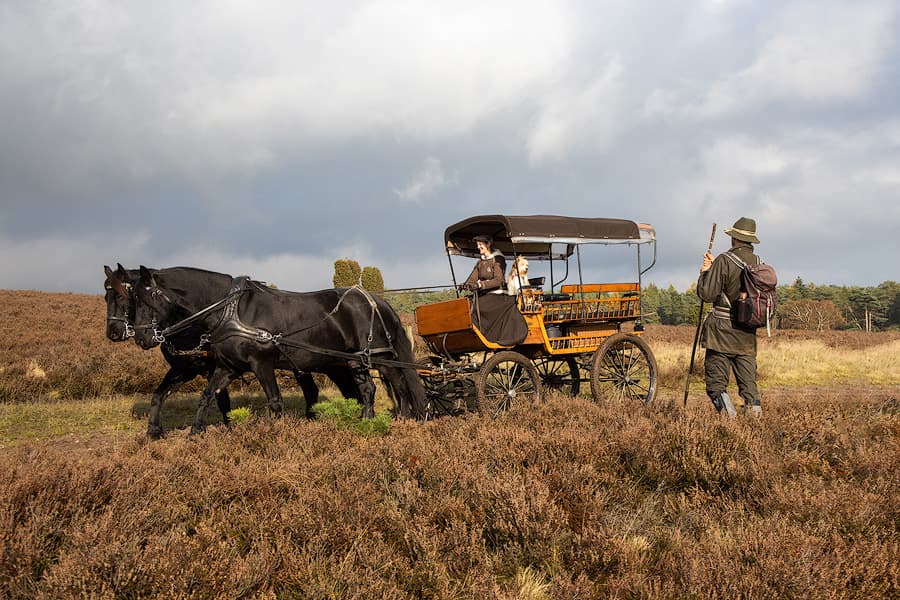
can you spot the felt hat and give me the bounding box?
[472,234,493,244]
[724,217,760,244]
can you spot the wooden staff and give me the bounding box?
[683,223,717,408]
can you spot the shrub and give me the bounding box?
[332,259,362,287]
[226,406,252,425]
[360,266,385,293]
[311,397,391,436]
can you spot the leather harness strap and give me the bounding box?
[156,279,402,369]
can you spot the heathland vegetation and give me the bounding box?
[1,289,898,597]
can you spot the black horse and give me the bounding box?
[128,266,426,434]
[104,264,362,438]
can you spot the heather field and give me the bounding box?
[1,290,898,598]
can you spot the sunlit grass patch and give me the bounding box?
[761,339,900,386]
[0,395,143,446]
[651,338,900,388]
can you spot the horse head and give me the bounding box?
[104,263,135,341]
[132,265,185,350]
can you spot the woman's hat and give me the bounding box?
[724,217,760,244]
[472,234,493,244]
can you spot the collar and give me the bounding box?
[480,250,502,260]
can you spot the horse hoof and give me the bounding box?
[147,428,164,440]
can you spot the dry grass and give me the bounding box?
[1,291,898,597]
[646,325,900,392]
[0,391,897,598]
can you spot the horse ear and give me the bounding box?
[139,265,155,286]
[106,265,130,298]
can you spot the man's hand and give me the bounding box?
[700,252,714,273]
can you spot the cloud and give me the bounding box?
[394,157,456,202]
[526,58,625,163]
[0,0,573,196]
[1,1,898,296]
[645,0,896,119]
[655,120,900,289]
[0,232,152,293]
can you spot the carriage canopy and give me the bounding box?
[445,215,656,259]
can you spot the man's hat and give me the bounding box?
[472,234,493,244]
[724,217,760,244]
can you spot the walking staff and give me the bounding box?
[683,223,716,407]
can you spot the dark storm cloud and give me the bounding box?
[1,0,898,293]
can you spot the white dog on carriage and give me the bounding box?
[507,256,529,296]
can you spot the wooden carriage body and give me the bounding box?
[413,214,659,415]
[415,282,641,358]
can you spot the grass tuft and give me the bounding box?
[312,397,392,436]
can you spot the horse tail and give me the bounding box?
[379,315,427,420]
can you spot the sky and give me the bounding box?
[1,0,899,295]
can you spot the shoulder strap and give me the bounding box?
[723,251,746,268]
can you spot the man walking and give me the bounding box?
[697,217,763,417]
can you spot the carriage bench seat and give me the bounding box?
[560,283,640,295]
[541,282,641,323]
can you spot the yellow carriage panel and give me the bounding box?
[415,297,510,354]
[415,297,472,336]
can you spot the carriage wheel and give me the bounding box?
[532,356,580,396]
[589,333,658,405]
[475,351,543,417]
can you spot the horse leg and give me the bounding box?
[294,371,319,419]
[192,367,237,436]
[215,387,232,429]
[351,363,376,419]
[147,367,197,440]
[253,361,284,419]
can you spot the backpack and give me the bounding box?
[723,251,778,336]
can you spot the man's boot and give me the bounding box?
[710,392,737,417]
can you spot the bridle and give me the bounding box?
[105,282,135,339]
[133,283,185,345]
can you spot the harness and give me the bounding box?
[146,279,401,369]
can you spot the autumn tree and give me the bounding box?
[780,299,845,330]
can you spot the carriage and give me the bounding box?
[414,215,659,417]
